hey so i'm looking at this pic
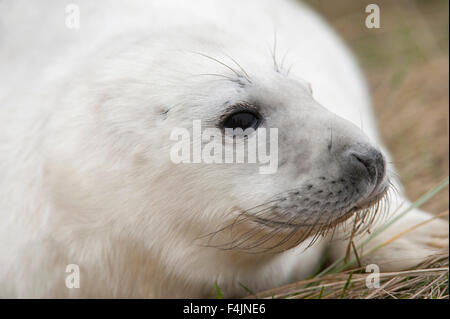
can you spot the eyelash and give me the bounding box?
[218,103,262,129]
[220,102,258,120]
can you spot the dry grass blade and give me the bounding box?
[247,253,448,299]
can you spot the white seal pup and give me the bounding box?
[0,0,448,298]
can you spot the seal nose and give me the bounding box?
[342,144,385,186]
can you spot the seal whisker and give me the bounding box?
[227,206,297,250]
[270,29,280,73]
[195,198,281,241]
[189,51,248,82]
[240,213,303,252]
[223,53,252,82]
[198,175,392,253]
[192,73,238,81]
[279,47,293,75]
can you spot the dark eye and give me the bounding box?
[222,111,261,130]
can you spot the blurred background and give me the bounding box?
[303,0,449,215]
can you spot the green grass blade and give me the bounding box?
[215,282,223,299]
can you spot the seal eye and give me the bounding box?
[222,111,261,130]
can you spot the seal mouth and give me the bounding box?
[200,181,391,253]
[250,185,389,230]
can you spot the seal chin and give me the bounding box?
[202,181,391,253]
[204,161,391,252]
[253,182,390,231]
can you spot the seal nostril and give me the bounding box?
[344,145,387,186]
[351,153,377,182]
[353,154,370,169]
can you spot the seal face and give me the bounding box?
[179,69,390,252]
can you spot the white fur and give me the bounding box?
[0,0,447,298]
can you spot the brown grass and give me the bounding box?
[248,252,448,299]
